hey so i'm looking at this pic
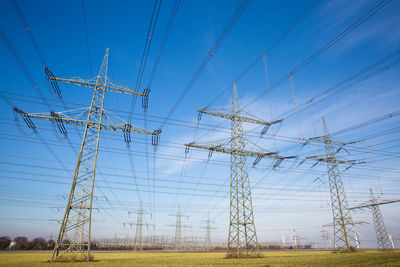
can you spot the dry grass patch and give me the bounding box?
[52,254,94,262]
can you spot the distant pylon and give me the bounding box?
[290,227,300,249]
[308,117,361,251]
[320,229,331,249]
[124,203,153,251]
[185,83,294,258]
[351,189,400,249]
[166,207,190,250]
[201,213,216,251]
[369,189,391,249]
[389,235,395,249]
[14,49,159,261]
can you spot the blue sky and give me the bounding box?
[0,0,400,248]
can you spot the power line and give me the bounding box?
[159,0,251,129]
[81,0,93,74]
[129,0,162,119]
[10,0,46,66]
[0,25,51,108]
[147,0,180,89]
[239,0,392,113]
[205,0,321,108]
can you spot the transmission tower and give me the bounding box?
[13,49,159,261]
[124,204,153,251]
[281,233,286,248]
[166,207,190,250]
[290,227,300,249]
[350,189,400,249]
[307,117,362,251]
[201,213,216,251]
[320,229,331,249]
[185,83,294,258]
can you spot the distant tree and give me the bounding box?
[90,241,97,250]
[304,244,312,249]
[47,239,55,250]
[26,241,35,250]
[0,236,11,249]
[14,236,28,250]
[31,237,47,250]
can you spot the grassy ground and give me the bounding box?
[0,250,399,266]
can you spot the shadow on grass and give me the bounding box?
[48,254,97,263]
[225,253,265,259]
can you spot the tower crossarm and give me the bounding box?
[124,222,154,227]
[47,75,147,96]
[198,109,282,126]
[165,224,191,228]
[323,221,366,227]
[350,199,400,210]
[18,111,158,136]
[305,155,361,165]
[185,142,294,159]
[309,136,348,145]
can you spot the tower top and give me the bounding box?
[232,82,239,112]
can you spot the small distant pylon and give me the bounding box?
[320,229,331,249]
[124,204,153,251]
[351,189,400,249]
[389,235,395,249]
[290,227,300,249]
[308,117,362,251]
[166,207,191,250]
[281,233,286,248]
[201,213,216,251]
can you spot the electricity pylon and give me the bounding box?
[307,117,362,251]
[13,49,159,261]
[185,83,295,258]
[350,189,400,249]
[201,213,216,251]
[290,227,300,249]
[166,207,191,250]
[320,229,331,249]
[124,204,154,251]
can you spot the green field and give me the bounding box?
[0,251,399,266]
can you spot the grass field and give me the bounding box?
[0,250,400,266]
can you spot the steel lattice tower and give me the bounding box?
[185,83,294,258]
[166,207,190,251]
[369,189,391,249]
[14,49,159,261]
[201,213,216,251]
[125,204,153,251]
[320,230,331,249]
[308,117,360,250]
[228,84,258,257]
[351,189,400,249]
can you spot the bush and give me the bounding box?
[47,239,55,250]
[31,237,47,250]
[0,236,11,249]
[14,237,28,250]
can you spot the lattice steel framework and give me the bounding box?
[308,117,360,250]
[351,189,399,249]
[166,207,190,250]
[185,83,294,258]
[201,213,216,251]
[13,49,159,261]
[124,204,153,251]
[370,189,392,249]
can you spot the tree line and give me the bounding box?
[0,236,55,250]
